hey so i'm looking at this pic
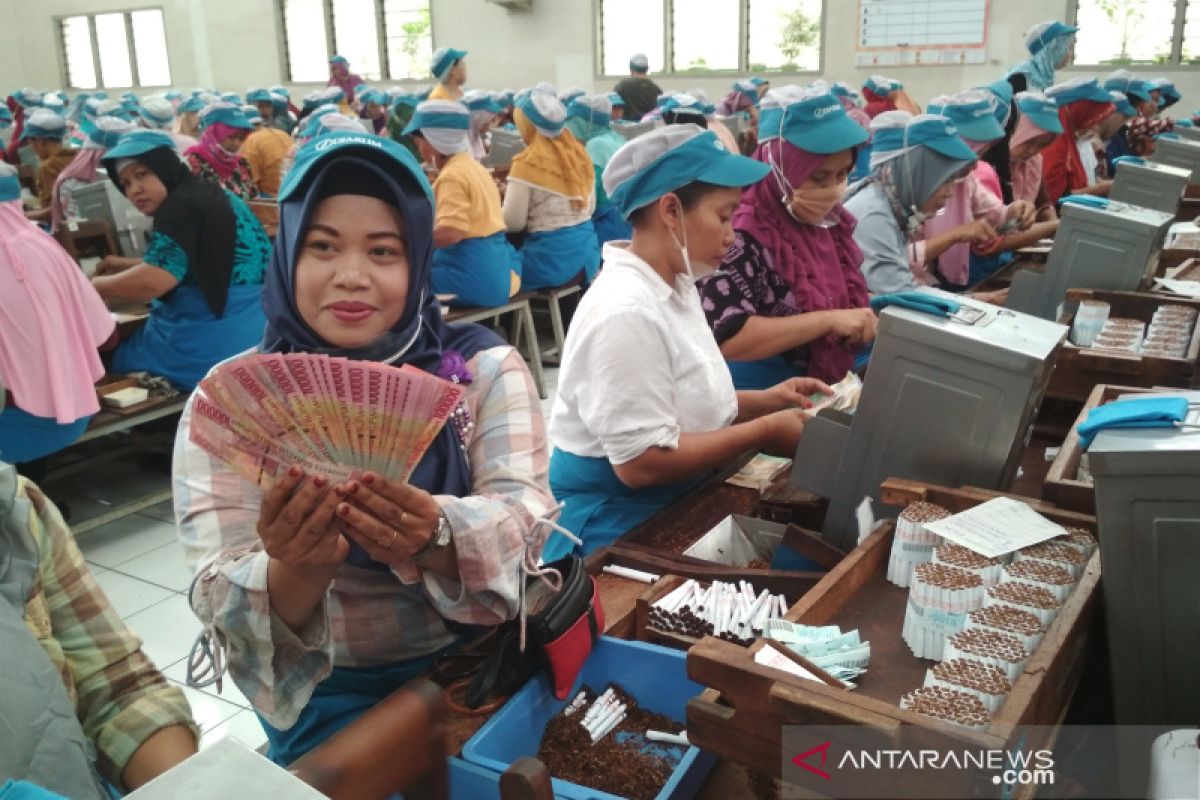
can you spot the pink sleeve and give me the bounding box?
[72,266,117,346]
[969,173,1007,227]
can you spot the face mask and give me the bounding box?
[665,197,717,288]
[788,179,847,225]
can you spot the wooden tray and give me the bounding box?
[1047,289,1200,402]
[686,478,1101,793]
[1042,384,1159,513]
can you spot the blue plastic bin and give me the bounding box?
[462,637,716,800]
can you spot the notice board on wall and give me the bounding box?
[855,0,990,67]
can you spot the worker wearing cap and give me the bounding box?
[21,108,78,224]
[428,47,468,101]
[405,100,521,308]
[542,124,828,560]
[613,53,663,122]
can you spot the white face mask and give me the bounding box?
[666,201,717,288]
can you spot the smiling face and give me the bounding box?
[294,193,410,349]
[118,161,170,215]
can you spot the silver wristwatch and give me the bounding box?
[423,511,453,554]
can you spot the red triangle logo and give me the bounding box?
[792,740,833,780]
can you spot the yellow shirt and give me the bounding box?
[37,146,79,208]
[433,152,505,239]
[428,84,462,102]
[240,128,293,197]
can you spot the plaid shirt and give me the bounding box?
[19,479,198,789]
[173,346,554,729]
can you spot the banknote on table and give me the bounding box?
[189,353,466,488]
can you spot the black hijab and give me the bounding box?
[106,146,237,317]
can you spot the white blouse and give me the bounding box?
[549,243,739,465]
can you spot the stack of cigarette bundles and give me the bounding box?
[1001,559,1076,602]
[965,604,1047,653]
[985,582,1063,626]
[887,502,950,587]
[943,629,1030,682]
[924,658,1013,715]
[1013,541,1089,580]
[902,563,984,660]
[900,685,991,730]
[562,687,629,745]
[765,619,871,684]
[1056,527,1098,558]
[647,579,787,644]
[933,542,1004,586]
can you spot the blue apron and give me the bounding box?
[591,203,631,249]
[432,232,521,308]
[967,249,1012,288]
[727,355,801,391]
[113,284,266,391]
[0,409,91,464]
[544,448,708,561]
[257,648,451,767]
[519,221,601,290]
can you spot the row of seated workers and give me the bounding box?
[0,19,1196,798]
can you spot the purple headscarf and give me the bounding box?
[728,138,871,383]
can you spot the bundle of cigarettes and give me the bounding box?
[933,542,1004,587]
[1056,527,1098,558]
[647,579,788,644]
[943,629,1030,683]
[1013,542,1089,580]
[924,658,1013,715]
[965,604,1047,653]
[901,562,984,661]
[563,687,630,745]
[887,502,950,588]
[900,685,992,730]
[985,581,1063,626]
[1001,559,1076,602]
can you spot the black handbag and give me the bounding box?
[465,554,603,708]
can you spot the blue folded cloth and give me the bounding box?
[1059,195,1110,210]
[869,292,961,317]
[1076,396,1190,449]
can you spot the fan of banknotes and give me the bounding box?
[189,353,466,488]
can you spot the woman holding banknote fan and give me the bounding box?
[172,132,556,765]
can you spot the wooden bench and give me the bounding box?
[45,388,189,535]
[445,296,547,399]
[527,274,585,365]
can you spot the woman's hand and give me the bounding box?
[334,472,443,569]
[763,377,833,413]
[257,467,349,571]
[954,219,999,245]
[758,408,811,457]
[1006,200,1037,229]
[95,255,137,276]
[826,308,879,347]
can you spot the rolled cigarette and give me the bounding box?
[590,712,627,743]
[646,730,690,747]
[587,701,626,736]
[581,690,615,725]
[602,565,660,584]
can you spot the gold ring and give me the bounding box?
[388,529,399,549]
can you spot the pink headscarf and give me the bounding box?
[837,95,873,135]
[0,198,113,423]
[729,138,870,383]
[50,148,104,232]
[1009,114,1055,204]
[185,121,243,180]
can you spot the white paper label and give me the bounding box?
[923,497,1067,559]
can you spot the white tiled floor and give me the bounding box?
[47,365,562,757]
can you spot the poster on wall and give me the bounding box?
[855,0,990,67]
